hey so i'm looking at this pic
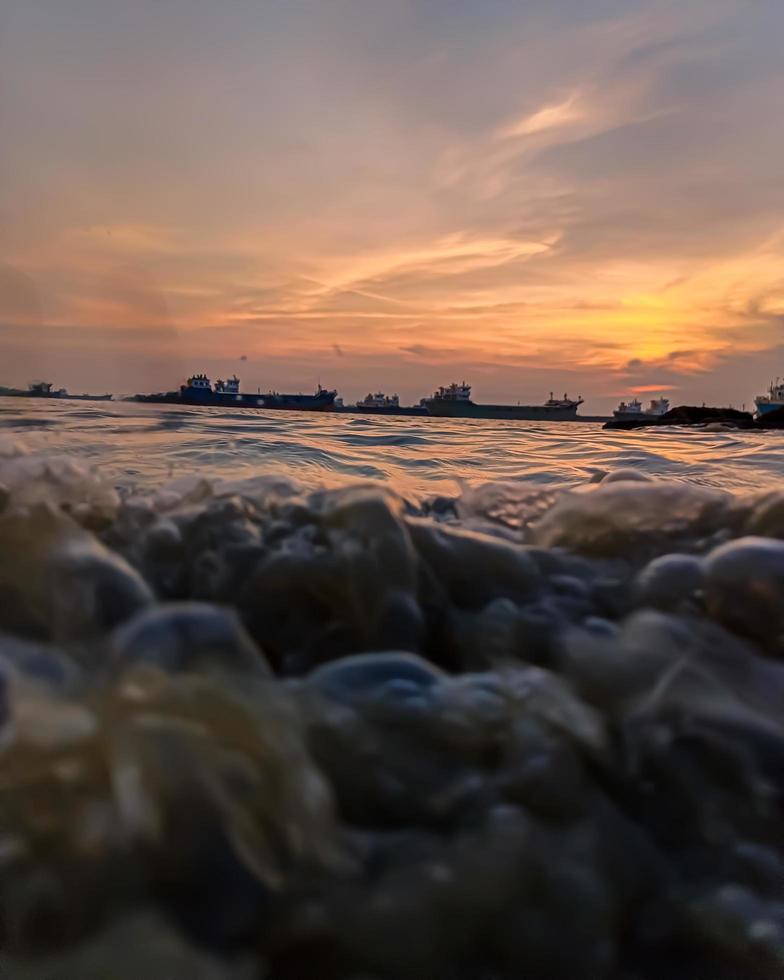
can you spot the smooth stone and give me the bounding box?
[407,519,541,607]
[48,541,154,642]
[110,602,271,676]
[745,492,784,538]
[600,469,653,484]
[0,657,13,729]
[2,911,257,980]
[532,481,729,558]
[375,590,425,652]
[142,519,183,555]
[0,633,81,691]
[306,651,445,704]
[0,506,152,641]
[634,553,705,610]
[704,537,784,643]
[550,574,591,599]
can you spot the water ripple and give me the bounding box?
[1,397,782,498]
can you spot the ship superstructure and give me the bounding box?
[214,376,241,394]
[754,379,784,416]
[349,390,427,416]
[613,396,670,421]
[357,392,401,409]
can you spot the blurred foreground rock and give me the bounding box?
[0,461,781,977]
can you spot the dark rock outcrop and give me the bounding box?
[605,405,756,430]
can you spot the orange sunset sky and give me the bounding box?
[1,0,783,412]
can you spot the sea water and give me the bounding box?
[1,397,782,496]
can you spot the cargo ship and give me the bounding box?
[350,392,428,416]
[177,374,337,411]
[754,378,784,416]
[0,381,113,401]
[613,396,670,421]
[424,382,583,421]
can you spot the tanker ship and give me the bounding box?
[0,381,113,401]
[177,374,337,411]
[424,382,583,421]
[180,374,337,412]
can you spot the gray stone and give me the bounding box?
[704,536,784,645]
[110,602,271,676]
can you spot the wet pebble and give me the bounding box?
[407,519,541,607]
[3,911,258,980]
[0,506,152,642]
[745,491,784,538]
[306,651,444,704]
[634,553,705,611]
[110,602,271,676]
[704,536,784,646]
[49,540,154,643]
[600,468,653,484]
[0,633,81,692]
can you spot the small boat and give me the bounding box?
[358,392,401,409]
[350,392,428,416]
[613,396,670,421]
[424,382,584,421]
[754,379,784,416]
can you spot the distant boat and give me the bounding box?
[351,391,427,416]
[424,382,584,421]
[0,381,113,401]
[359,391,400,409]
[613,396,670,421]
[754,378,784,416]
[177,373,337,412]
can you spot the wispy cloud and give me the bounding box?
[498,92,583,138]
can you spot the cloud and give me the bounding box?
[400,343,461,359]
[1,0,783,410]
[498,92,583,138]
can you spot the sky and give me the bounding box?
[1,0,783,411]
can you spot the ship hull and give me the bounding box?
[0,389,61,399]
[613,411,661,422]
[425,399,580,421]
[0,389,113,401]
[755,400,784,416]
[178,387,336,411]
[348,405,428,416]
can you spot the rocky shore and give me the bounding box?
[0,446,783,978]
